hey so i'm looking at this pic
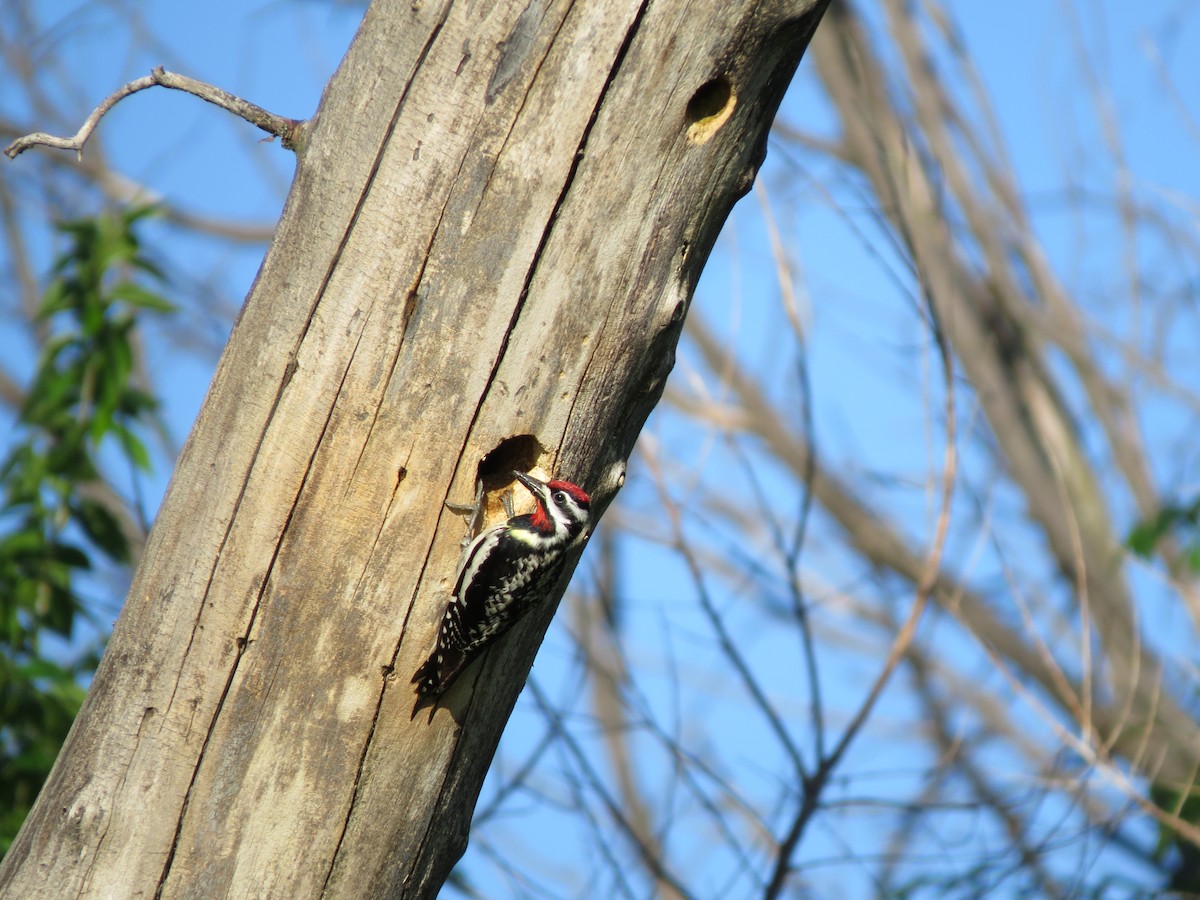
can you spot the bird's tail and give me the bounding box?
[410,647,466,720]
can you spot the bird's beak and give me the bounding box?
[512,470,548,501]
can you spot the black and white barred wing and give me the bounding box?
[412,523,565,705]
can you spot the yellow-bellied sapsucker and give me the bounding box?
[412,470,592,715]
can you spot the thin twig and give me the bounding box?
[643,446,810,782]
[574,534,686,900]
[761,69,961,889]
[5,66,302,160]
[753,179,826,761]
[527,680,696,900]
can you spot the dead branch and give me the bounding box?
[4,66,303,160]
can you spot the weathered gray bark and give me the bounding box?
[0,0,828,896]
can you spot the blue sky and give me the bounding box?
[13,0,1198,499]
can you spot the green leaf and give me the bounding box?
[47,541,90,570]
[122,203,162,225]
[16,656,77,684]
[0,527,48,558]
[45,435,95,483]
[22,365,78,429]
[37,280,71,318]
[109,281,173,313]
[1127,498,1200,571]
[0,204,172,856]
[71,498,130,563]
[130,256,168,282]
[1127,506,1185,558]
[1128,523,1162,558]
[111,422,151,472]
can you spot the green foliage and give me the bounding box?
[1130,501,1200,889]
[1150,780,1200,893]
[0,206,171,856]
[1127,497,1200,572]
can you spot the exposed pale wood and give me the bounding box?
[0,0,829,895]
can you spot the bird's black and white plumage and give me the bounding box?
[412,470,592,715]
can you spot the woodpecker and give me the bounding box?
[412,470,592,716]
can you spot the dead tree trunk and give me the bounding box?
[0,0,829,896]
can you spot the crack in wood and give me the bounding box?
[389,1,657,895]
[156,318,373,895]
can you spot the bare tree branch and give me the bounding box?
[5,66,303,160]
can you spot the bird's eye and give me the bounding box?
[554,491,568,504]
